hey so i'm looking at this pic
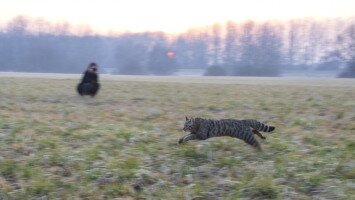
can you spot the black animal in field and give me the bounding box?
[77,63,100,97]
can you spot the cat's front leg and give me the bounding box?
[178,133,198,144]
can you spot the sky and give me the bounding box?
[0,0,355,34]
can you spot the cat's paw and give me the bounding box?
[178,138,185,144]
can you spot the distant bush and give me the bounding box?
[204,65,227,76]
[316,60,343,70]
[339,60,355,78]
[119,63,146,75]
[234,64,280,77]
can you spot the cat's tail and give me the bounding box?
[243,119,275,132]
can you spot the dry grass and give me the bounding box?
[0,75,354,199]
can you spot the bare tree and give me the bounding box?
[173,29,209,69]
[115,36,148,75]
[210,23,223,66]
[338,24,355,77]
[254,22,282,76]
[287,20,300,67]
[223,21,238,68]
[234,21,257,75]
[233,21,282,76]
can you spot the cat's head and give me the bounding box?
[183,116,195,132]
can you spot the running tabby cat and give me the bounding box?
[179,117,275,150]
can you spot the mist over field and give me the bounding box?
[0,16,355,78]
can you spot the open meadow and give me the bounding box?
[0,74,354,199]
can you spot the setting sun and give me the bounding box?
[1,0,355,33]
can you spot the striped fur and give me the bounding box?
[179,117,275,150]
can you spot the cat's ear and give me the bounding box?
[185,116,189,120]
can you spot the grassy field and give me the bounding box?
[0,75,354,199]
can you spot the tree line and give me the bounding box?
[0,16,354,77]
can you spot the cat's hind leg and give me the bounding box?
[252,129,266,139]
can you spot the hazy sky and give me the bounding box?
[1,0,354,33]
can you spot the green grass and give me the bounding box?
[0,75,354,199]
